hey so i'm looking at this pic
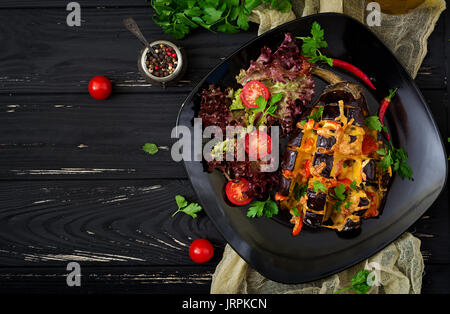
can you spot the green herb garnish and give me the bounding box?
[151,0,292,40]
[378,143,413,181]
[307,106,324,122]
[334,270,372,294]
[252,93,284,126]
[293,182,308,201]
[172,195,203,218]
[312,181,327,193]
[333,184,346,201]
[364,115,383,131]
[142,143,159,155]
[350,180,358,190]
[292,207,301,217]
[247,196,279,218]
[296,21,333,66]
[330,184,347,213]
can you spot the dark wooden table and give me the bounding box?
[0,1,448,294]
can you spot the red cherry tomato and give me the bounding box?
[245,130,272,160]
[189,239,214,264]
[362,134,378,155]
[225,178,252,206]
[240,80,269,108]
[88,76,112,100]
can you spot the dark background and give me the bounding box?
[0,1,448,293]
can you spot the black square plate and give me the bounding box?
[177,13,447,283]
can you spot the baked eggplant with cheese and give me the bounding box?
[277,82,392,235]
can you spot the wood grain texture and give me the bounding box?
[0,180,225,267]
[0,93,187,179]
[414,12,447,90]
[0,1,147,8]
[0,266,215,294]
[0,7,444,94]
[0,7,257,94]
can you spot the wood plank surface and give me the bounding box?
[0,180,225,266]
[0,93,187,179]
[0,3,448,294]
[0,7,257,94]
[0,7,444,94]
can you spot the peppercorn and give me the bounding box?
[146,43,179,78]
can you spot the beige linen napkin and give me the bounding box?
[211,0,445,294]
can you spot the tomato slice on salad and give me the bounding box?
[225,178,252,206]
[240,80,270,108]
[245,130,272,160]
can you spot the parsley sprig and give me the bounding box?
[364,116,414,181]
[329,184,346,213]
[247,196,279,218]
[377,143,413,180]
[296,21,333,66]
[172,195,203,218]
[312,180,327,193]
[142,142,159,155]
[253,93,284,126]
[364,116,383,131]
[334,270,372,294]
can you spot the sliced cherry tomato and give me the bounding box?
[362,134,378,155]
[245,130,272,160]
[240,80,269,108]
[88,76,112,100]
[225,178,252,206]
[189,239,214,264]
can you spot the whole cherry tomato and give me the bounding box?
[88,76,112,100]
[189,239,214,264]
[225,178,252,206]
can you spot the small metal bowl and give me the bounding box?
[138,40,187,87]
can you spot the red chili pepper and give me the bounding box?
[378,88,398,141]
[332,59,376,90]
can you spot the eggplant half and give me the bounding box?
[278,82,392,235]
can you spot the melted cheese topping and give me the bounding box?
[280,99,392,233]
